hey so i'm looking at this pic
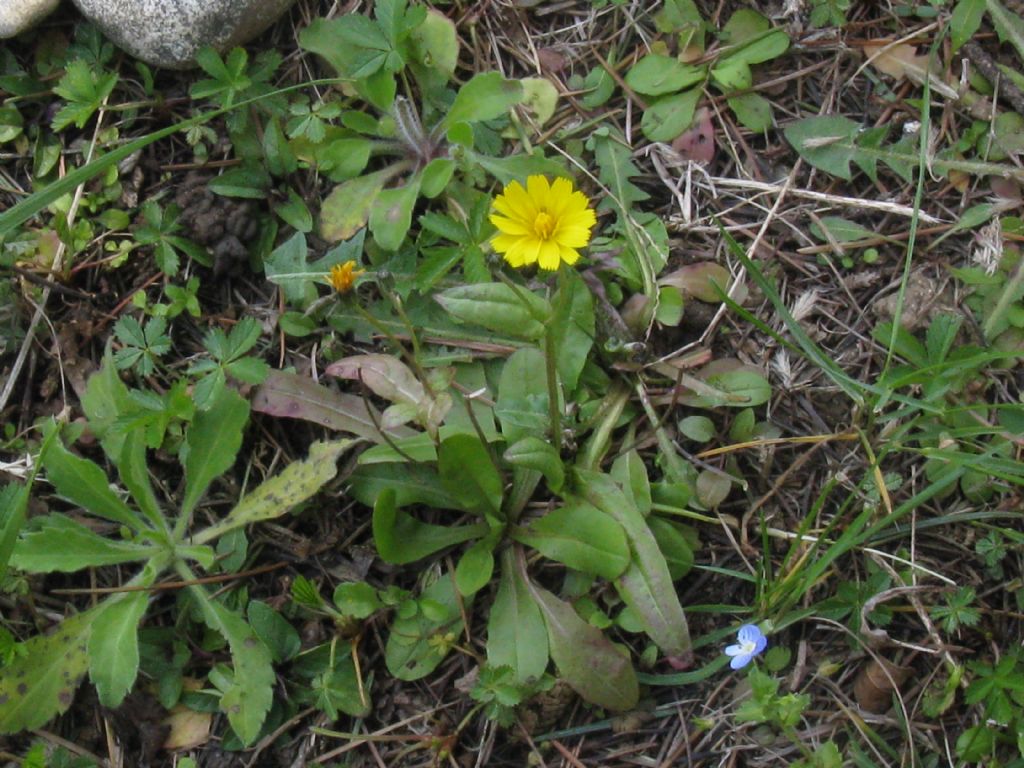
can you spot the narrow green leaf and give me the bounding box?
[550,270,595,394]
[11,514,158,573]
[952,0,986,50]
[988,0,1024,62]
[0,613,92,733]
[454,538,495,596]
[503,437,564,492]
[89,589,150,707]
[190,589,274,746]
[436,282,551,341]
[576,470,692,660]
[611,448,652,516]
[181,387,249,519]
[373,489,486,564]
[512,501,629,579]
[43,440,143,530]
[438,434,503,517]
[487,549,549,684]
[526,579,638,711]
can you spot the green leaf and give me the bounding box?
[576,470,692,660]
[42,439,144,530]
[11,514,158,573]
[298,16,391,79]
[551,270,595,394]
[455,538,495,596]
[369,177,422,251]
[350,462,461,508]
[444,72,524,128]
[181,387,249,519]
[320,169,394,243]
[648,517,695,580]
[207,166,272,199]
[372,489,486,564]
[512,501,630,579]
[611,449,652,516]
[438,434,503,517]
[952,0,986,50]
[988,0,1024,63]
[487,549,548,684]
[641,88,701,142]
[89,589,150,707]
[0,483,30,580]
[385,572,467,681]
[333,582,383,618]
[526,581,638,711]
[194,440,354,545]
[0,613,92,733]
[809,216,877,244]
[409,9,459,77]
[436,282,550,341]
[727,92,772,132]
[495,348,549,444]
[248,601,301,663]
[420,157,455,199]
[784,115,861,180]
[190,589,274,746]
[503,437,564,492]
[625,55,705,97]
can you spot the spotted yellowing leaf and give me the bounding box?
[0,613,92,733]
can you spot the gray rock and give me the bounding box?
[0,0,60,38]
[69,0,298,69]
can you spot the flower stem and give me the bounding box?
[544,327,561,448]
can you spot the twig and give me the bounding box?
[962,41,1024,118]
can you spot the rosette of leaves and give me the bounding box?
[625,7,789,140]
[0,353,356,744]
[256,272,700,713]
[295,0,559,254]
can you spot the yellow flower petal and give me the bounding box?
[558,245,581,265]
[537,240,562,271]
[489,175,596,271]
[490,214,531,235]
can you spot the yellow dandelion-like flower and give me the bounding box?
[328,260,365,294]
[490,175,597,271]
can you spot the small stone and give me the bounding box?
[69,0,298,69]
[0,0,60,38]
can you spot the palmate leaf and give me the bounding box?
[0,613,92,733]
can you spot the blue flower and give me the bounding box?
[725,624,767,670]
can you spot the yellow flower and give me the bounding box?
[328,260,364,294]
[490,175,597,270]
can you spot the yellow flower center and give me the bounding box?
[533,211,556,240]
